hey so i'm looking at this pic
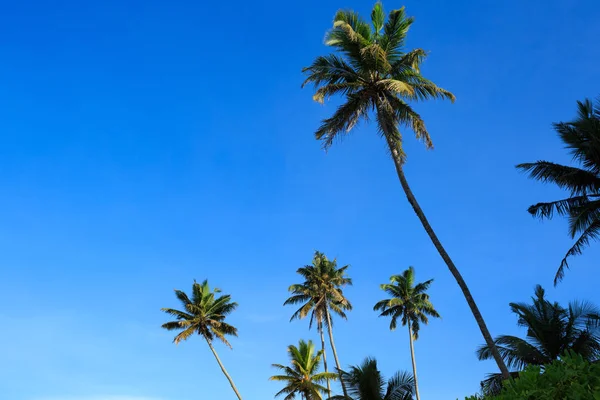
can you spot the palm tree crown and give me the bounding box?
[517,97,600,284]
[161,279,243,400]
[331,358,415,400]
[477,284,600,394]
[285,251,352,327]
[302,2,454,160]
[270,340,338,400]
[161,279,238,346]
[374,267,440,339]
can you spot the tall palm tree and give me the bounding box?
[302,2,509,378]
[477,284,600,395]
[284,251,352,397]
[374,267,440,400]
[517,97,600,285]
[161,280,243,400]
[270,339,338,400]
[330,358,414,400]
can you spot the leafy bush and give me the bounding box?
[463,353,600,399]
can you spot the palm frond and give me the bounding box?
[315,91,371,150]
[517,161,600,195]
[379,6,412,59]
[556,221,600,284]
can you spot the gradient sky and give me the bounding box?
[0,1,599,399]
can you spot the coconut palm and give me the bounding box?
[161,280,243,400]
[477,284,600,395]
[284,251,352,397]
[374,267,440,400]
[302,2,509,378]
[330,358,414,400]
[517,97,600,285]
[270,339,338,400]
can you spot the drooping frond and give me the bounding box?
[315,91,371,149]
[557,220,600,284]
[526,195,591,220]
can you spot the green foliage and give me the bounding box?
[517,96,600,284]
[161,279,238,346]
[284,251,353,329]
[330,358,414,400]
[270,339,338,400]
[476,285,600,394]
[303,2,454,161]
[374,266,440,338]
[464,353,600,400]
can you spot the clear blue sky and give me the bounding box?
[0,0,598,399]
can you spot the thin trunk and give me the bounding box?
[205,337,243,400]
[325,308,349,399]
[319,320,332,398]
[407,321,421,400]
[385,137,510,379]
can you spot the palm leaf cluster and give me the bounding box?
[374,267,439,338]
[517,97,600,284]
[477,285,600,394]
[270,340,337,400]
[161,279,238,345]
[285,251,352,327]
[330,358,415,400]
[302,2,454,160]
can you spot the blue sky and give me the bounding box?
[0,0,599,399]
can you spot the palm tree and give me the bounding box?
[270,339,338,400]
[330,358,414,400]
[284,251,352,397]
[302,2,509,378]
[477,284,600,395]
[517,97,600,285]
[161,280,243,400]
[374,267,440,400]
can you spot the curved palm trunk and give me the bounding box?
[318,321,332,398]
[325,308,349,398]
[385,137,510,379]
[407,321,421,400]
[205,337,243,400]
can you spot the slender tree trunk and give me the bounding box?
[325,308,349,399]
[205,337,243,400]
[407,321,421,400]
[385,137,510,379]
[319,321,332,398]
